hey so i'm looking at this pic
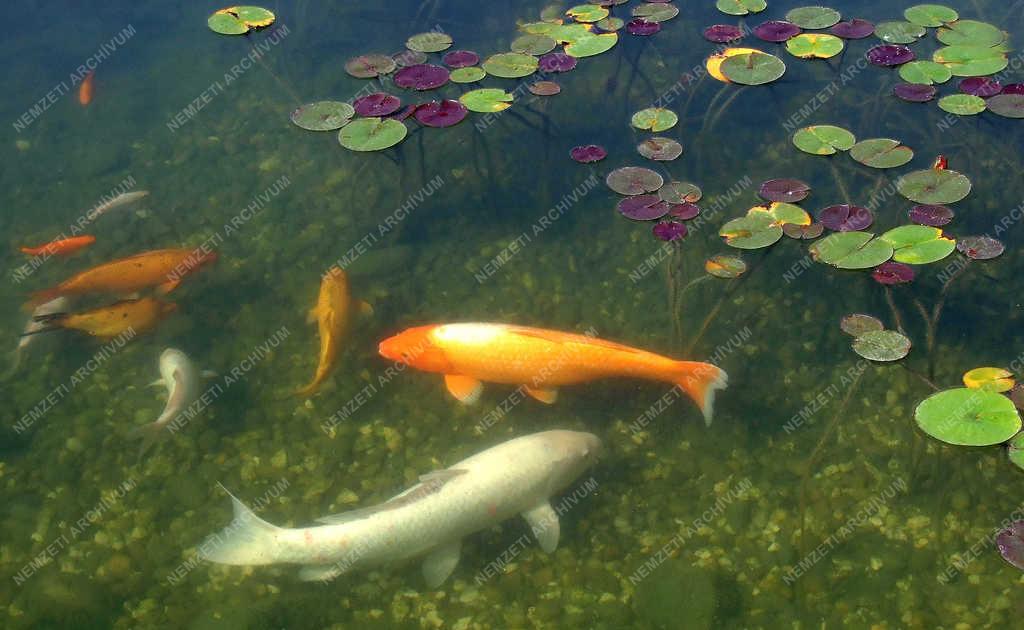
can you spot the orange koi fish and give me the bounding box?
[28,247,217,307]
[295,267,371,397]
[28,297,177,340]
[379,323,728,425]
[78,70,95,106]
[20,235,96,257]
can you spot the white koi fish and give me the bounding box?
[199,430,602,586]
[91,190,149,219]
[128,348,212,459]
[3,297,69,379]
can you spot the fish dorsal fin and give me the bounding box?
[444,374,483,404]
[506,326,642,354]
[422,539,461,588]
[522,501,560,553]
[314,470,466,525]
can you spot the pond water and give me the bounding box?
[2,1,1023,628]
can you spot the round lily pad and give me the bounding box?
[637,137,683,161]
[353,93,401,117]
[875,21,926,44]
[705,24,746,43]
[208,6,275,34]
[567,4,610,23]
[338,117,407,151]
[785,6,842,30]
[414,100,468,127]
[482,52,539,78]
[208,12,249,35]
[868,44,915,66]
[782,222,824,239]
[872,261,915,285]
[632,3,679,22]
[394,64,449,90]
[345,54,397,78]
[754,21,802,42]
[627,19,661,36]
[831,19,875,39]
[459,88,513,112]
[987,94,1024,118]
[716,0,767,16]
[840,313,884,337]
[653,221,687,241]
[934,45,1008,77]
[406,32,453,53]
[909,204,954,227]
[528,81,561,96]
[394,50,427,67]
[719,212,783,249]
[539,52,578,72]
[759,178,810,203]
[879,225,955,264]
[899,60,952,85]
[443,50,480,68]
[618,195,669,220]
[659,182,702,203]
[564,33,619,57]
[850,138,914,168]
[915,388,1022,446]
[450,67,486,83]
[939,94,987,115]
[996,521,1024,568]
[290,101,355,131]
[631,107,678,132]
[705,255,747,278]
[809,231,894,269]
[511,34,557,55]
[904,4,958,28]
[956,235,1004,260]
[792,124,856,154]
[937,20,1007,47]
[897,168,971,204]
[669,203,700,220]
[853,330,911,361]
[720,52,787,85]
[819,204,873,231]
[894,83,937,102]
[607,167,664,195]
[959,77,1003,97]
[706,47,764,82]
[1002,84,1024,95]
[763,202,811,226]
[570,144,607,163]
[786,33,844,59]
[963,367,1015,393]
[597,17,626,31]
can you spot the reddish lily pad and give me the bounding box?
[413,100,468,127]
[705,24,745,43]
[653,221,688,241]
[783,222,824,239]
[394,64,450,90]
[996,521,1024,571]
[819,204,873,231]
[353,93,402,117]
[637,137,683,161]
[627,19,661,36]
[618,194,669,220]
[868,45,915,66]
[1002,84,1024,95]
[960,77,1002,97]
[528,81,561,96]
[909,204,954,226]
[754,21,801,42]
[443,50,480,68]
[607,167,664,195]
[570,145,607,163]
[831,19,875,39]
[759,178,811,203]
[539,52,578,72]
[956,235,1004,260]
[669,203,700,220]
[894,83,937,102]
[872,261,915,285]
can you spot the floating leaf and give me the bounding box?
[290,101,355,131]
[868,44,915,66]
[938,94,987,115]
[528,81,561,96]
[607,167,664,195]
[872,261,915,285]
[631,107,678,132]
[956,235,1004,260]
[345,54,397,78]
[1002,83,1024,95]
[406,32,453,53]
[442,50,480,68]
[394,64,450,90]
[899,60,952,85]
[208,6,275,34]
[511,34,557,55]
[482,52,539,78]
[785,6,842,30]
[897,168,971,204]
[792,125,856,155]
[637,137,683,161]
[705,25,746,43]
[853,330,911,361]
[668,203,700,220]
[627,19,661,36]
[879,225,956,264]
[936,20,1007,47]
[809,231,894,269]
[850,138,914,168]
[393,50,427,67]
[539,52,578,72]
[353,93,402,117]
[754,20,802,42]
[705,255,748,278]
[762,202,810,226]
[1009,437,1024,474]
[894,83,937,102]
[716,0,767,16]
[570,144,607,163]
[759,178,811,203]
[459,88,513,112]
[786,33,844,59]
[449,67,486,83]
[959,77,1003,97]
[904,5,959,28]
[597,17,625,31]
[874,21,926,44]
[632,3,679,22]
[618,195,669,220]
[987,94,1024,118]
[414,100,468,127]
[720,52,787,85]
[934,45,1008,77]
[208,12,249,35]
[566,4,609,23]
[840,313,884,337]
[996,521,1024,570]
[719,212,783,249]
[909,204,954,227]
[818,204,873,231]
[653,221,687,241]
[782,223,824,239]
[338,117,407,151]
[915,388,1021,446]
[564,32,619,57]
[659,182,702,204]
[706,47,764,83]
[831,19,875,39]
[963,367,1015,393]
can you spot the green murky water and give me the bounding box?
[2,1,1024,628]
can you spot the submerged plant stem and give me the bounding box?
[885,287,906,335]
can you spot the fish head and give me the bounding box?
[159,301,179,317]
[159,348,188,381]
[542,430,603,488]
[181,247,219,277]
[323,266,350,290]
[378,326,452,373]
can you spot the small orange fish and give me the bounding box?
[78,70,95,106]
[933,155,948,171]
[28,247,217,307]
[379,323,728,425]
[29,297,177,340]
[20,235,96,257]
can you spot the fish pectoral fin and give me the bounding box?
[306,307,318,324]
[422,539,461,588]
[155,279,179,295]
[444,375,483,405]
[357,300,374,316]
[524,386,559,404]
[146,379,165,388]
[522,501,560,553]
[298,563,346,582]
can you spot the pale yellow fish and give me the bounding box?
[295,267,369,396]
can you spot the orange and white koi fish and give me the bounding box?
[379,323,728,425]
[28,247,216,307]
[78,70,95,106]
[295,267,370,397]
[27,297,177,340]
[20,235,96,257]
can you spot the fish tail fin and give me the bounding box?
[199,484,284,566]
[19,247,39,256]
[672,361,728,427]
[27,288,62,309]
[126,422,168,463]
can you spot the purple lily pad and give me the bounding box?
[413,99,467,127]
[704,24,744,43]
[442,50,480,68]
[957,236,1004,260]
[868,44,915,67]
[387,104,418,122]
[830,19,875,39]
[872,261,915,285]
[653,221,688,241]
[819,204,873,231]
[909,204,954,227]
[754,21,801,43]
[570,144,607,163]
[894,83,937,102]
[627,19,661,36]
[1002,83,1024,95]
[354,93,402,117]
[759,178,811,203]
[394,64,450,90]
[996,521,1024,571]
[783,223,824,239]
[618,195,669,220]
[959,77,1003,97]
[668,202,700,220]
[539,52,578,73]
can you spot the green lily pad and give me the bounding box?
[786,34,844,59]
[208,12,249,35]
[659,182,702,203]
[792,125,856,155]
[785,6,842,30]
[511,34,556,55]
[459,88,513,112]
[934,45,1009,77]
[963,367,1015,393]
[897,168,972,204]
[596,17,625,31]
[849,138,914,169]
[566,4,610,23]
[719,211,783,249]
[548,23,594,44]
[904,5,959,28]
[938,93,987,115]
[809,231,894,269]
[936,19,1007,47]
[631,107,678,132]
[407,32,453,53]
[521,21,559,36]
[879,225,955,264]
[915,388,1022,446]
[482,52,539,78]
[345,54,397,78]
[716,0,768,16]
[840,313,884,337]
[632,3,680,22]
[898,60,953,85]
[705,255,748,278]
[290,101,355,131]
[208,6,275,34]
[1009,432,1024,471]
[607,167,664,195]
[232,6,275,26]
[720,52,786,85]
[987,94,1024,118]
[450,67,486,83]
[564,32,618,57]
[763,202,811,226]
[875,21,926,44]
[338,117,407,152]
[852,330,911,362]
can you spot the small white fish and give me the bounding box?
[91,190,149,218]
[3,297,69,379]
[128,348,211,459]
[199,430,602,586]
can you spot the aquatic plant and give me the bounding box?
[207,6,275,35]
